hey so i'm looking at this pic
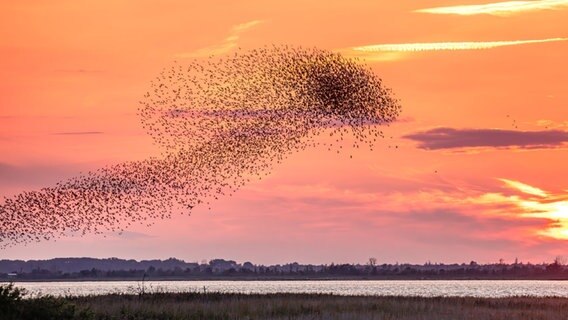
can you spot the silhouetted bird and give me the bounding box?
[0,46,401,248]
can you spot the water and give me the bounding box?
[8,280,568,298]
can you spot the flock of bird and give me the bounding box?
[0,46,401,248]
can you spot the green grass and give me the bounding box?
[3,283,568,319]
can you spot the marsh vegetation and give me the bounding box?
[2,283,568,319]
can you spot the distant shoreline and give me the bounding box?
[4,275,568,282]
[4,257,568,283]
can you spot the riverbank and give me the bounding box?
[2,284,568,320]
[5,274,568,282]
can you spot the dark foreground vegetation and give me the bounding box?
[3,283,568,320]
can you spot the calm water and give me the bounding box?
[9,280,568,298]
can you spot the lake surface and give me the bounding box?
[10,280,568,298]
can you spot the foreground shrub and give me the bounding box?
[0,283,24,318]
[0,283,82,320]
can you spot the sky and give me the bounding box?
[1,0,567,265]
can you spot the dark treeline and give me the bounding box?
[2,257,568,281]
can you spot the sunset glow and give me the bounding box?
[519,198,568,240]
[1,1,567,265]
[495,179,568,240]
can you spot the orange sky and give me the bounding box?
[1,0,567,264]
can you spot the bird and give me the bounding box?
[0,46,401,248]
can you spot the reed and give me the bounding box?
[3,283,568,319]
[69,292,568,320]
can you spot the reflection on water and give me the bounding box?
[9,280,568,298]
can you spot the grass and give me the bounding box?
[3,283,568,319]
[69,293,568,320]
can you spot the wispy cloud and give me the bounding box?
[0,162,86,187]
[54,69,103,74]
[351,38,567,52]
[498,178,548,197]
[403,127,568,150]
[415,0,568,16]
[367,177,568,241]
[487,179,568,240]
[246,174,565,248]
[176,20,264,58]
[53,131,104,135]
[536,119,568,129]
[338,37,567,61]
[110,230,154,239]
